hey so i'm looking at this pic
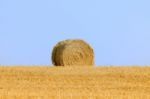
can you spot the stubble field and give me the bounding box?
[0,66,149,99]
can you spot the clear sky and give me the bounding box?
[0,0,150,66]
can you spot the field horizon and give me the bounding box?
[0,66,149,99]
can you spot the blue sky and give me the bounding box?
[0,0,150,66]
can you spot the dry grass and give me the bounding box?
[0,66,149,99]
[52,39,94,66]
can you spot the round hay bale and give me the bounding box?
[52,39,95,66]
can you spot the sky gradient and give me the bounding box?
[0,0,150,66]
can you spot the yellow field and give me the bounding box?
[0,66,149,99]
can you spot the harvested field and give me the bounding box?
[0,66,149,99]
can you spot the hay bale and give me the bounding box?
[52,39,95,66]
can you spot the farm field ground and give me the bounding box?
[0,66,149,99]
